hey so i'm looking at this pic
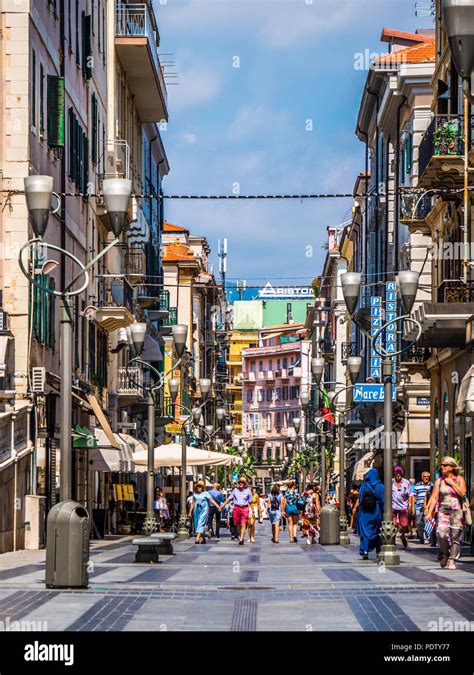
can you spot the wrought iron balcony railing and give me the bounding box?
[419,114,474,179]
[437,280,474,304]
[400,345,431,364]
[96,276,133,314]
[159,289,170,311]
[115,3,161,64]
[399,190,433,221]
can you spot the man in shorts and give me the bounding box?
[222,477,253,545]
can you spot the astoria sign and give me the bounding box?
[258,283,313,299]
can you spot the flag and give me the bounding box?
[321,384,335,425]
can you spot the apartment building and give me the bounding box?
[241,324,310,483]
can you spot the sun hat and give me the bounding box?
[393,466,404,475]
[237,476,247,486]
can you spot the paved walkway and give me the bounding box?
[1,520,474,631]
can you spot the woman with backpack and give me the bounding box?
[281,480,301,543]
[267,484,283,543]
[356,468,384,560]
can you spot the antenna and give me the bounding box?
[237,279,246,300]
[218,238,228,299]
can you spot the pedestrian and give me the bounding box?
[392,466,414,549]
[356,467,384,560]
[281,480,300,543]
[188,480,222,545]
[348,482,360,530]
[222,477,253,545]
[412,471,433,543]
[153,487,162,528]
[207,482,225,538]
[302,485,320,545]
[247,488,261,543]
[267,484,283,544]
[426,457,467,570]
[259,492,268,521]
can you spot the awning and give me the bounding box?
[456,365,474,417]
[397,417,430,450]
[72,425,98,449]
[86,394,120,448]
[140,334,163,362]
[91,428,135,472]
[352,425,384,451]
[132,442,243,470]
[352,451,375,481]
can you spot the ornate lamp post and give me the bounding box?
[21,176,131,504]
[340,269,421,565]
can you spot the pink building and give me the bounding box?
[241,324,310,480]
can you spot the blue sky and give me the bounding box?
[157,0,434,293]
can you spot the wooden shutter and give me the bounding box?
[31,49,36,128]
[82,13,92,79]
[46,76,65,147]
[91,94,98,164]
[39,64,44,135]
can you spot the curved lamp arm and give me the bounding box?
[125,356,182,398]
[329,383,364,415]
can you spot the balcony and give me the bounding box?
[135,280,164,313]
[399,190,433,230]
[115,3,168,122]
[266,370,274,380]
[400,345,431,365]
[405,280,474,348]
[117,243,146,281]
[94,276,134,332]
[341,341,357,363]
[116,366,143,404]
[418,114,474,190]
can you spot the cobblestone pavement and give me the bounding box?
[1,521,474,631]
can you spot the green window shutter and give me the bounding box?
[406,133,413,174]
[82,14,92,79]
[31,49,36,128]
[91,93,98,164]
[46,76,65,147]
[75,0,80,65]
[68,107,74,178]
[82,131,88,195]
[48,277,56,348]
[39,64,44,135]
[68,0,72,49]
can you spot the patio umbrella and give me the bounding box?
[132,442,243,470]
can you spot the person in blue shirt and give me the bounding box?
[412,472,433,543]
[207,482,225,538]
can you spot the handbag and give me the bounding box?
[462,497,472,526]
[296,497,306,511]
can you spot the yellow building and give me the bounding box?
[226,329,258,435]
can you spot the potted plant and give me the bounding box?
[117,519,132,535]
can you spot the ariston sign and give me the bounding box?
[258,283,313,299]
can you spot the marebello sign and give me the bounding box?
[258,283,313,299]
[353,384,396,403]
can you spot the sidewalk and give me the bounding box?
[1,520,474,631]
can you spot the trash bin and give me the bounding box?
[45,501,90,589]
[319,504,340,545]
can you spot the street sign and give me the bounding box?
[117,422,137,430]
[353,384,396,402]
[166,423,182,434]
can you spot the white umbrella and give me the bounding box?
[132,442,243,470]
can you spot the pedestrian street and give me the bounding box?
[1,521,474,632]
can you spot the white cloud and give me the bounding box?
[168,61,222,112]
[181,132,198,144]
[228,105,289,141]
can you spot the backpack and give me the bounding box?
[360,489,377,513]
[286,490,298,506]
[270,494,280,510]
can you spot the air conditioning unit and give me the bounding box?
[31,367,46,393]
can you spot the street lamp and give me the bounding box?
[340,269,421,565]
[129,322,147,356]
[22,175,131,588]
[311,357,325,385]
[216,406,226,422]
[347,356,362,385]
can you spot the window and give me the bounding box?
[91,93,98,164]
[68,107,88,192]
[32,274,55,348]
[250,361,256,372]
[75,0,80,65]
[246,389,253,403]
[68,0,72,50]
[282,387,289,401]
[39,63,45,136]
[257,388,264,403]
[258,360,263,372]
[47,76,65,148]
[276,412,281,429]
[31,49,36,128]
[266,388,273,402]
[277,359,281,371]
[275,387,282,401]
[82,13,92,79]
[268,359,273,371]
[282,357,288,370]
[266,413,272,432]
